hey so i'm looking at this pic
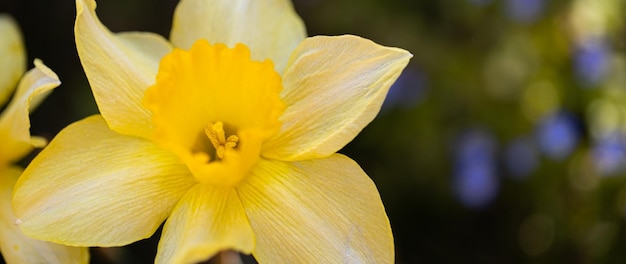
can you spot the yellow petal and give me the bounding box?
[156,185,254,264]
[13,115,196,246]
[0,166,89,264]
[170,0,306,73]
[0,14,25,107]
[75,0,172,139]
[238,154,393,263]
[263,35,412,161]
[0,60,60,163]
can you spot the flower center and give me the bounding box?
[143,40,285,186]
[205,121,238,160]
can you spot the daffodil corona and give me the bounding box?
[144,41,285,187]
[12,0,412,263]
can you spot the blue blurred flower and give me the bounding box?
[574,38,610,87]
[382,67,427,111]
[593,133,626,176]
[505,0,544,24]
[453,129,499,209]
[468,0,492,6]
[536,111,579,161]
[504,136,538,179]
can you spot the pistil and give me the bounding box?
[205,121,239,159]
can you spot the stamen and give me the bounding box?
[205,121,239,159]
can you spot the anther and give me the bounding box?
[205,121,239,159]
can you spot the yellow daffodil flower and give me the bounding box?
[13,0,411,263]
[0,14,88,264]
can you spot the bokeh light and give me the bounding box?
[536,111,580,161]
[574,37,610,87]
[505,0,545,24]
[453,129,499,209]
[592,132,626,176]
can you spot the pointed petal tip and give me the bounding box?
[30,136,48,148]
[33,58,60,83]
[74,0,171,139]
[263,34,412,160]
[0,59,60,162]
[331,34,413,57]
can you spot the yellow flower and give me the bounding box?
[13,0,411,263]
[0,14,89,264]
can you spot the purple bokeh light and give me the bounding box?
[593,133,626,176]
[453,129,499,209]
[536,111,579,161]
[505,0,545,24]
[574,37,610,87]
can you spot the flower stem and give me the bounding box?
[218,250,242,264]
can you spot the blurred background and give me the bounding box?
[2,0,626,263]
